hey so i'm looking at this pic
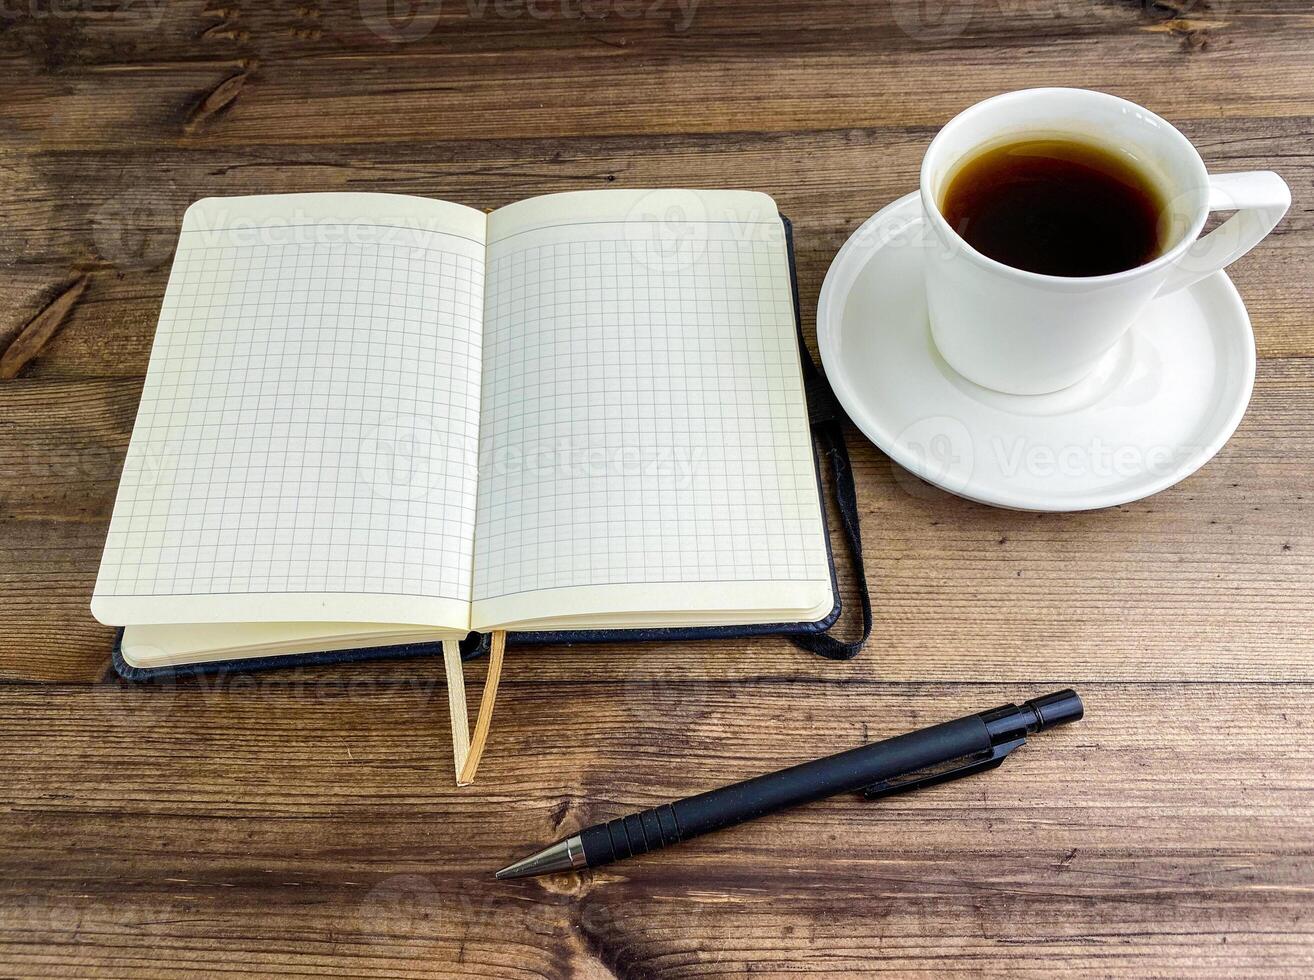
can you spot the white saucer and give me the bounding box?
[817,192,1256,511]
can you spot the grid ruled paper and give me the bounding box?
[472,214,830,607]
[93,197,485,627]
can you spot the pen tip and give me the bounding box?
[494,836,585,880]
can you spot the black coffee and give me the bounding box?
[940,137,1167,277]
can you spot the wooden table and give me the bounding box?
[2,2,1312,976]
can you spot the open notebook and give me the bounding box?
[92,190,836,670]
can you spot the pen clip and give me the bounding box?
[860,737,1027,800]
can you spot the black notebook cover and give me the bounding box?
[111,215,846,681]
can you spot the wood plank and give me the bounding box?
[5,1,1314,150]
[0,682,1310,977]
[1,358,1310,684]
[2,117,1311,380]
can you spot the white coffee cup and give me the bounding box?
[920,88,1290,395]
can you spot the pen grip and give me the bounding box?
[580,804,684,866]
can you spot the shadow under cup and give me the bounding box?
[919,88,1213,395]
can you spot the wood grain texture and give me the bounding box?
[1,0,1312,976]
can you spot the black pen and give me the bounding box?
[495,689,1083,879]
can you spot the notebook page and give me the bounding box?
[471,190,832,630]
[120,621,458,669]
[92,193,485,629]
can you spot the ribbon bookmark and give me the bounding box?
[442,631,507,786]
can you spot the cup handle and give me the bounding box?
[1156,171,1290,297]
